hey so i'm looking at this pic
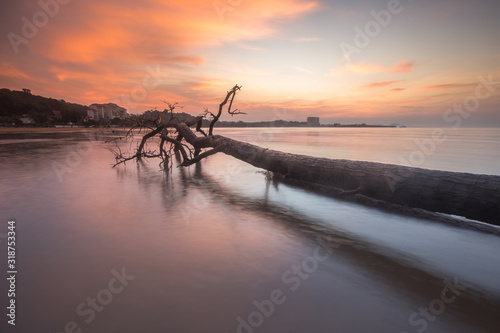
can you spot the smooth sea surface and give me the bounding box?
[0,127,499,333]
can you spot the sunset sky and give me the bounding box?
[1,0,499,126]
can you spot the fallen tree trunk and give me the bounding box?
[112,85,500,226]
[172,123,500,225]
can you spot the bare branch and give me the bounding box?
[137,124,165,159]
[163,101,182,113]
[179,147,221,167]
[228,108,246,116]
[209,84,242,136]
[196,118,207,137]
[160,131,190,163]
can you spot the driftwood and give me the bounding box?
[111,85,500,226]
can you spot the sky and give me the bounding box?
[1,0,499,126]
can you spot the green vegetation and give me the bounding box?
[0,88,89,126]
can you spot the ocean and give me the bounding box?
[0,127,499,333]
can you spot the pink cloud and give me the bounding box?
[292,37,323,42]
[0,62,31,80]
[420,83,476,90]
[364,80,401,88]
[391,60,415,73]
[331,60,415,76]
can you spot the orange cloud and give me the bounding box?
[391,60,414,73]
[330,60,415,76]
[34,0,318,65]
[2,0,318,112]
[364,80,401,88]
[0,62,31,80]
[344,62,387,75]
[189,79,233,91]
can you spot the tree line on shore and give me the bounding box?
[0,88,138,127]
[0,88,88,126]
[0,88,396,128]
[0,89,309,128]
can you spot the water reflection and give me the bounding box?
[175,163,500,329]
[113,132,500,332]
[1,129,499,333]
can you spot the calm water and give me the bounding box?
[0,128,499,333]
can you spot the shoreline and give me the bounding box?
[0,127,110,132]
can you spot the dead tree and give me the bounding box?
[111,85,500,226]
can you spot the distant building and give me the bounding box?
[87,103,127,120]
[307,117,320,127]
[19,114,35,124]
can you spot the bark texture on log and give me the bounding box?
[173,123,500,225]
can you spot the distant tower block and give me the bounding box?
[307,117,320,127]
